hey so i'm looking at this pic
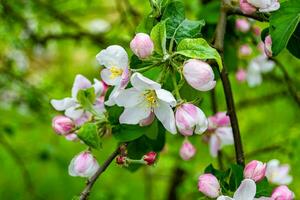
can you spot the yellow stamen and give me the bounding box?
[145,90,157,107]
[109,66,123,79]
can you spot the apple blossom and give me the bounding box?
[96,45,131,106]
[52,115,75,135]
[271,186,295,200]
[244,160,267,182]
[236,69,247,83]
[68,151,99,178]
[266,159,293,185]
[207,112,233,157]
[143,151,157,165]
[239,44,252,56]
[217,179,259,200]
[246,55,275,87]
[175,103,208,136]
[65,133,79,141]
[51,75,106,120]
[130,33,154,59]
[264,35,272,57]
[247,0,280,13]
[239,0,257,14]
[179,140,196,160]
[198,174,220,198]
[183,59,216,91]
[115,72,177,134]
[236,19,251,33]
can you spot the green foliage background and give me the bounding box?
[0,0,299,199]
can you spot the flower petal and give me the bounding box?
[65,106,84,120]
[93,79,106,96]
[154,100,176,134]
[72,74,92,98]
[51,98,76,111]
[119,103,151,124]
[217,196,233,200]
[131,72,161,91]
[105,86,121,106]
[115,88,143,107]
[215,127,234,146]
[233,179,256,200]
[96,45,128,69]
[156,89,176,107]
[101,68,121,86]
[194,107,208,134]
[209,134,220,158]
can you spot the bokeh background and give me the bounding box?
[0,0,299,199]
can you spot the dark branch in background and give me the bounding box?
[271,58,300,107]
[167,166,186,200]
[236,90,288,110]
[214,2,245,166]
[0,136,35,197]
[79,145,121,200]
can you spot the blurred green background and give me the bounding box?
[0,0,299,199]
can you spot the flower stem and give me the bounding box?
[172,74,182,101]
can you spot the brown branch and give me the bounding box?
[214,1,245,166]
[271,58,300,107]
[167,166,186,200]
[79,145,121,200]
[227,6,269,22]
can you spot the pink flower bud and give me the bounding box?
[236,69,247,83]
[264,35,272,57]
[183,59,216,91]
[208,112,230,130]
[68,151,99,178]
[116,155,127,165]
[244,160,267,182]
[130,33,154,59]
[239,0,257,14]
[257,41,265,53]
[272,185,295,200]
[198,174,220,198]
[52,116,75,135]
[239,44,252,56]
[143,151,157,165]
[253,26,261,36]
[139,112,155,126]
[65,133,79,141]
[236,19,251,33]
[179,140,196,160]
[175,103,208,136]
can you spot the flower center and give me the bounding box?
[109,66,123,79]
[145,90,157,107]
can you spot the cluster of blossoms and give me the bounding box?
[50,30,221,177]
[240,0,280,14]
[234,16,275,87]
[198,160,294,199]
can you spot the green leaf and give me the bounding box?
[77,87,96,109]
[197,1,220,24]
[112,120,159,142]
[287,23,300,59]
[77,123,101,149]
[175,38,223,70]
[162,0,185,38]
[229,164,244,191]
[171,19,205,43]
[150,20,167,55]
[255,178,273,197]
[136,14,158,34]
[270,0,300,56]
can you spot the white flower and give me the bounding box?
[246,54,275,87]
[96,45,131,106]
[266,159,293,185]
[51,75,106,120]
[115,72,177,134]
[247,0,280,12]
[217,179,271,200]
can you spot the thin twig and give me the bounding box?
[214,1,245,166]
[271,58,300,107]
[79,146,121,200]
[0,136,35,197]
